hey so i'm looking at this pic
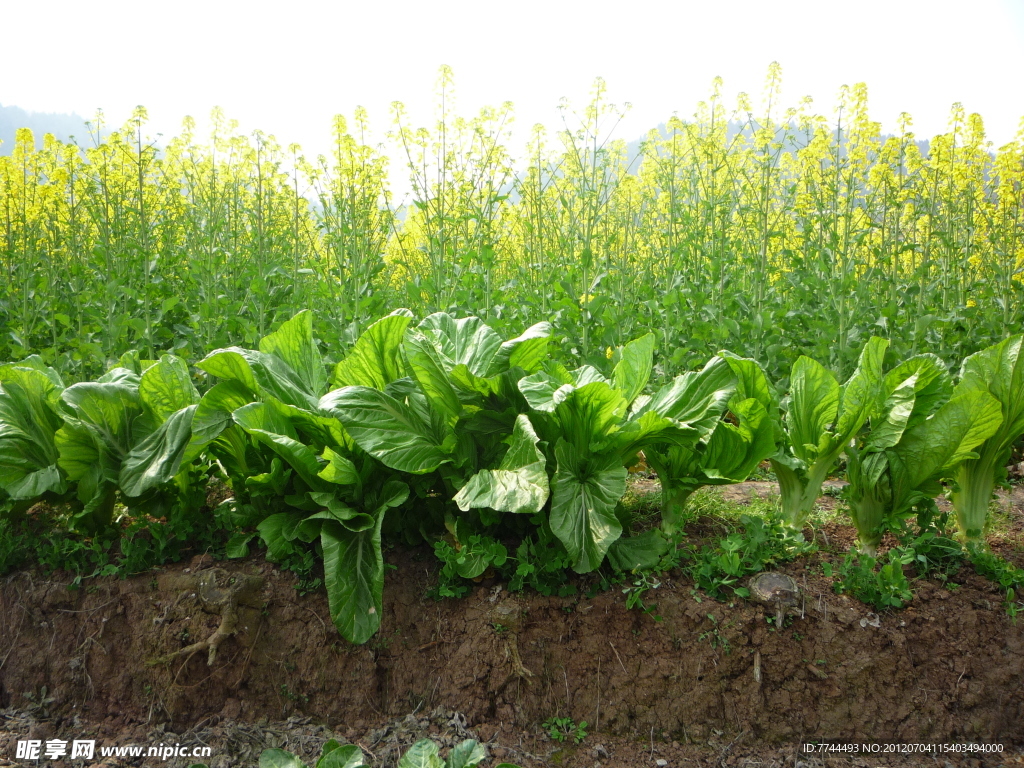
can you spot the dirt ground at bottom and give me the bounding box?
[1,482,1023,768]
[1,703,1022,768]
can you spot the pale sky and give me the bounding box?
[3,0,1022,165]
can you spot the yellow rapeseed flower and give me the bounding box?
[605,346,614,359]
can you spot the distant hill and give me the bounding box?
[0,104,101,155]
[624,121,931,168]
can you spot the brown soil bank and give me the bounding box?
[1,545,1022,755]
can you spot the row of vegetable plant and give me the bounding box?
[1,310,1022,643]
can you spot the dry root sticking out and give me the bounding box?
[148,569,264,668]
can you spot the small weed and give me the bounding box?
[968,545,1024,591]
[279,684,308,705]
[430,535,507,600]
[964,547,1024,619]
[1005,589,1022,625]
[542,717,588,744]
[622,572,663,621]
[22,687,55,719]
[506,518,576,598]
[698,614,732,655]
[765,613,793,630]
[688,512,814,600]
[825,551,913,610]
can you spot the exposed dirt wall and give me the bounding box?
[1,551,1021,749]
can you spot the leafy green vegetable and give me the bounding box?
[950,336,1024,543]
[846,386,1002,555]
[454,414,548,514]
[0,357,67,503]
[646,352,777,533]
[520,340,740,568]
[771,337,888,530]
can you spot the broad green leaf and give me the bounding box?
[305,498,375,534]
[319,446,358,485]
[321,515,385,645]
[882,354,952,430]
[226,532,255,559]
[518,364,605,412]
[320,386,451,474]
[119,405,198,497]
[720,351,778,415]
[0,363,65,499]
[54,420,104,484]
[397,739,443,768]
[787,356,839,461]
[417,313,502,376]
[259,749,308,768]
[959,335,1024,466]
[452,536,507,579]
[896,388,1003,491]
[445,740,486,768]
[571,365,608,387]
[332,309,414,390]
[606,529,670,572]
[317,744,366,768]
[257,512,306,561]
[549,441,627,573]
[97,367,142,386]
[58,381,142,478]
[234,402,326,489]
[199,347,318,411]
[554,381,627,454]
[953,336,1024,540]
[279,404,350,453]
[845,447,893,555]
[184,380,255,464]
[834,336,888,439]
[639,356,735,439]
[139,354,199,424]
[518,370,574,412]
[612,333,656,405]
[449,364,502,398]
[0,464,65,500]
[487,322,552,376]
[259,310,328,396]
[403,328,462,428]
[367,479,410,517]
[116,350,158,376]
[1,355,64,390]
[701,398,776,482]
[198,348,259,393]
[454,414,549,514]
[609,408,699,458]
[863,375,918,451]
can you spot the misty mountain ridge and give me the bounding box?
[1,104,935,180]
[0,104,108,155]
